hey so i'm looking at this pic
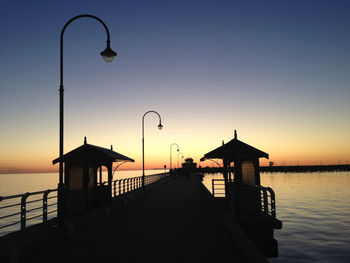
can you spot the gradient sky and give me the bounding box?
[1,0,350,173]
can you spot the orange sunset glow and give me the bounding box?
[1,1,349,175]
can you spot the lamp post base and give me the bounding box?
[142,173,145,190]
[57,182,65,228]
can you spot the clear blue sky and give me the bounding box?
[1,0,350,173]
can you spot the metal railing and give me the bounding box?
[0,189,57,233]
[112,173,169,197]
[211,179,276,219]
[0,172,169,236]
[112,176,142,197]
[212,179,225,197]
[260,186,276,219]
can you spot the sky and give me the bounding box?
[0,0,350,173]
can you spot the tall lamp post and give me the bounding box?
[177,152,184,169]
[58,14,117,226]
[170,143,179,171]
[142,111,163,190]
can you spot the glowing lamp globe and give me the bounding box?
[100,45,117,62]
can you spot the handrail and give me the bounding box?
[0,189,57,232]
[260,186,276,219]
[1,172,169,236]
[111,173,169,197]
[211,179,277,219]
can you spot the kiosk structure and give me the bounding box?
[202,130,282,257]
[53,137,134,219]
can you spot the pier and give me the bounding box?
[198,164,350,174]
[0,133,283,263]
[0,173,268,263]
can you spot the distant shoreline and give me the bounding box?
[1,165,350,175]
[197,164,350,173]
[0,168,164,175]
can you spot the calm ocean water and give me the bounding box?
[203,171,350,263]
[1,171,350,262]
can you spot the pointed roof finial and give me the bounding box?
[222,140,224,146]
[84,136,87,145]
[234,130,237,140]
[111,145,113,151]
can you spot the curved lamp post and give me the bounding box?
[58,14,117,225]
[170,143,179,171]
[142,111,163,190]
[177,152,184,169]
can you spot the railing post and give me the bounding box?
[261,187,268,216]
[43,190,51,223]
[118,180,122,195]
[267,187,276,218]
[113,180,117,197]
[123,179,126,194]
[212,180,215,197]
[21,193,29,230]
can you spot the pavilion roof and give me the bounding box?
[202,132,268,160]
[52,141,134,165]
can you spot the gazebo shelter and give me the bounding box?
[202,131,282,257]
[202,130,268,188]
[52,137,134,218]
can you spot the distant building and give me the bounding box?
[182,158,197,172]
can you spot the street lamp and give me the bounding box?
[170,143,179,171]
[142,111,163,190]
[177,152,184,169]
[58,14,117,226]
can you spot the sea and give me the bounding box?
[1,170,350,262]
[203,171,350,263]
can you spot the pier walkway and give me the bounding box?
[33,175,244,262]
[1,174,269,262]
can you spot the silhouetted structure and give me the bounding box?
[58,14,117,227]
[52,137,134,219]
[181,157,197,177]
[202,130,282,257]
[182,158,197,170]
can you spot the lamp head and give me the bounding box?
[158,123,163,130]
[100,42,117,62]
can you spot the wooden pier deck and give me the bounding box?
[1,175,267,262]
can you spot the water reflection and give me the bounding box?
[202,172,350,263]
[258,172,349,263]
